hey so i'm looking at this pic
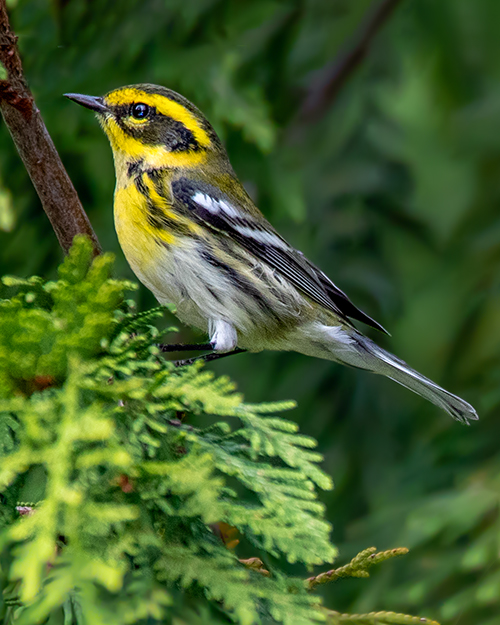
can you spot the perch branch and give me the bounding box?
[0,0,101,255]
[158,342,213,353]
[300,0,404,121]
[174,348,246,367]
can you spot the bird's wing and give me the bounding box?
[171,177,387,334]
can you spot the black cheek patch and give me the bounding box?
[166,120,200,152]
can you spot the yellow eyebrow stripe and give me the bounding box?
[105,88,211,147]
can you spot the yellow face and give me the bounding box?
[67,84,214,170]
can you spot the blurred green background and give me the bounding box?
[1,0,500,622]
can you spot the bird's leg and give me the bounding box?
[174,348,246,367]
[162,320,244,365]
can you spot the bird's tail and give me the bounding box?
[318,328,478,424]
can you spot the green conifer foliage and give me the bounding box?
[0,236,330,624]
[0,238,436,625]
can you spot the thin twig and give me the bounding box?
[325,609,440,625]
[174,348,246,367]
[0,0,101,255]
[158,342,213,353]
[300,0,404,121]
[306,547,409,591]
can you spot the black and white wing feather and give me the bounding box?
[172,177,388,334]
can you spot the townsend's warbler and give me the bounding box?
[65,84,477,423]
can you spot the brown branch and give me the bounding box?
[0,0,101,255]
[299,0,404,122]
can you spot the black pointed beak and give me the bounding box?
[64,93,109,114]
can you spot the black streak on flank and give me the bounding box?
[134,173,191,236]
[206,285,224,305]
[155,237,170,249]
[199,249,278,320]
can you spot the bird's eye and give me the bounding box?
[130,103,149,119]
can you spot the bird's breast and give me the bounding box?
[114,182,177,293]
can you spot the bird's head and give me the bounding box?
[65,84,223,172]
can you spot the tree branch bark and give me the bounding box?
[299,0,404,122]
[0,0,101,255]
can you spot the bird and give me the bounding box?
[65,84,478,424]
